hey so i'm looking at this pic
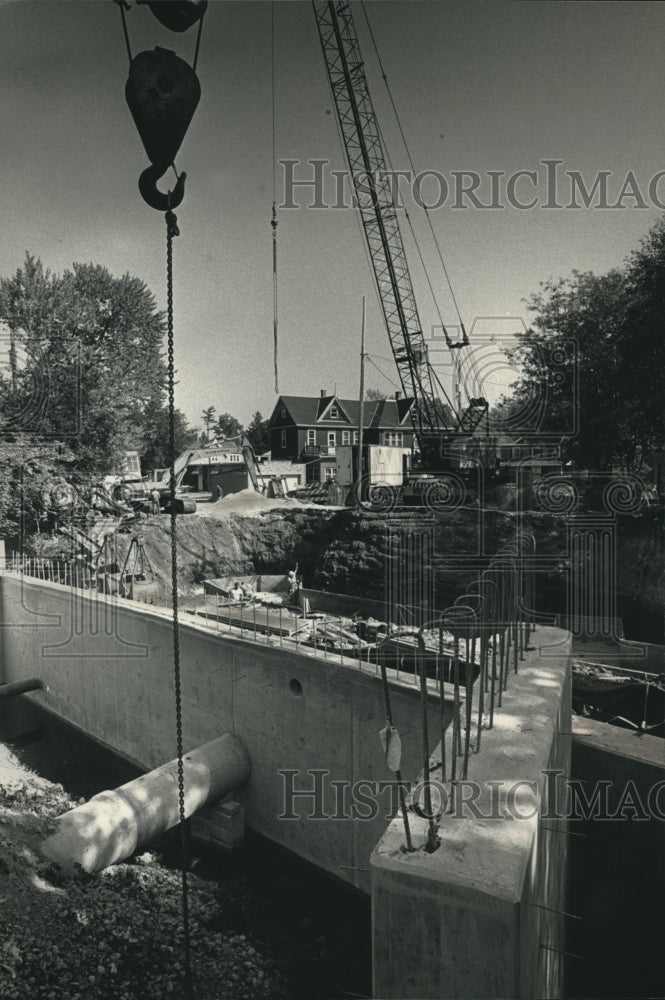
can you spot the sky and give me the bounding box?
[1,0,664,432]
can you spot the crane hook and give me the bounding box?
[138,163,187,212]
[125,47,200,213]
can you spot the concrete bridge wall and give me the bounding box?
[0,573,577,997]
[0,573,448,895]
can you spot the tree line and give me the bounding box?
[0,253,277,538]
[500,217,665,482]
[2,215,664,538]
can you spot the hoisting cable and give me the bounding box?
[366,355,402,392]
[193,7,205,72]
[116,5,205,994]
[166,205,193,1000]
[360,1,469,349]
[271,0,280,394]
[361,73,460,418]
[117,0,132,63]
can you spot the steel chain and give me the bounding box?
[166,208,193,999]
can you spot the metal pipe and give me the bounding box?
[0,678,45,699]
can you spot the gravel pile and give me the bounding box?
[196,490,340,520]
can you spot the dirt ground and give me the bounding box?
[0,742,287,1000]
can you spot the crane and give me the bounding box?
[312,1,488,475]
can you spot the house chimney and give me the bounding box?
[320,388,326,398]
[395,390,401,400]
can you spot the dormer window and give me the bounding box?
[330,405,339,419]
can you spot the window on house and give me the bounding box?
[353,431,359,444]
[281,430,287,448]
[330,406,338,419]
[307,429,316,446]
[327,432,336,448]
[383,432,403,446]
[324,467,335,481]
[342,430,350,445]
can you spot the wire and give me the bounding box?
[316,40,396,376]
[360,1,467,337]
[118,2,132,64]
[271,2,277,208]
[364,69,458,415]
[271,1,279,394]
[193,6,205,72]
[366,355,402,391]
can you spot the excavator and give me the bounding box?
[312,2,488,495]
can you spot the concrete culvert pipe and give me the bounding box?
[41,733,250,873]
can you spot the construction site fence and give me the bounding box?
[5,539,541,701]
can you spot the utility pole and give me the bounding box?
[453,349,462,422]
[356,296,367,502]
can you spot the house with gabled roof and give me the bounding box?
[267,389,415,482]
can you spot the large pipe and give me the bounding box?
[42,733,250,873]
[0,678,45,699]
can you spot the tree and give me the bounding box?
[365,387,389,401]
[215,412,243,441]
[201,406,216,442]
[0,254,169,478]
[245,411,271,454]
[505,268,633,470]
[502,216,665,477]
[621,219,665,472]
[140,406,199,472]
[0,438,74,539]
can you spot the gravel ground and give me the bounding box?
[0,730,371,1000]
[0,742,287,1000]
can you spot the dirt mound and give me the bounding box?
[196,489,339,519]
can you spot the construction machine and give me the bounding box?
[120,535,161,602]
[145,449,197,502]
[312,2,488,491]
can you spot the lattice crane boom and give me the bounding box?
[312,0,488,469]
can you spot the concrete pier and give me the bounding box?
[371,628,572,999]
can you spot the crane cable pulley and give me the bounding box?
[115,0,206,211]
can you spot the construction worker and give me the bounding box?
[150,489,160,515]
[229,582,243,603]
[287,562,299,599]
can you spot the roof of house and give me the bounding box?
[269,394,414,429]
[185,444,244,466]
